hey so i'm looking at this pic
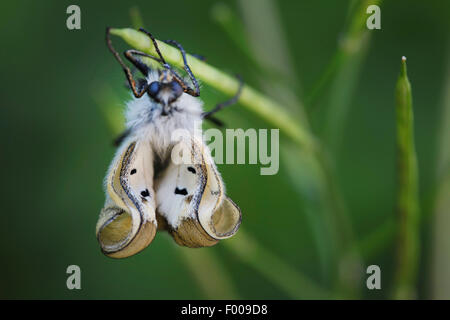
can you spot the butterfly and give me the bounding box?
[96,28,243,258]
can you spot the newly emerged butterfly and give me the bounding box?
[96,28,243,258]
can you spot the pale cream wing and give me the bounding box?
[155,137,241,247]
[96,139,157,258]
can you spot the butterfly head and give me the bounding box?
[147,70,183,114]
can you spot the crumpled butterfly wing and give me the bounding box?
[155,137,241,247]
[96,140,157,258]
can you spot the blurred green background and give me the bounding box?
[1,0,450,299]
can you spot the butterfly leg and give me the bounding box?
[205,116,225,127]
[106,27,149,98]
[122,50,151,76]
[202,75,244,120]
[113,128,131,147]
[191,53,206,61]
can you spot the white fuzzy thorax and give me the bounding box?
[124,71,203,161]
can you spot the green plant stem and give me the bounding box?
[317,0,381,151]
[236,0,300,88]
[211,2,290,104]
[393,57,420,299]
[305,0,381,295]
[109,28,316,152]
[307,0,380,105]
[235,0,305,119]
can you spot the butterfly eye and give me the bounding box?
[171,81,183,99]
[148,81,161,98]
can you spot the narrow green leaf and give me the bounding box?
[236,0,306,121]
[393,56,420,299]
[316,0,381,151]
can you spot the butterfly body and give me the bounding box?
[125,71,203,161]
[97,67,242,258]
